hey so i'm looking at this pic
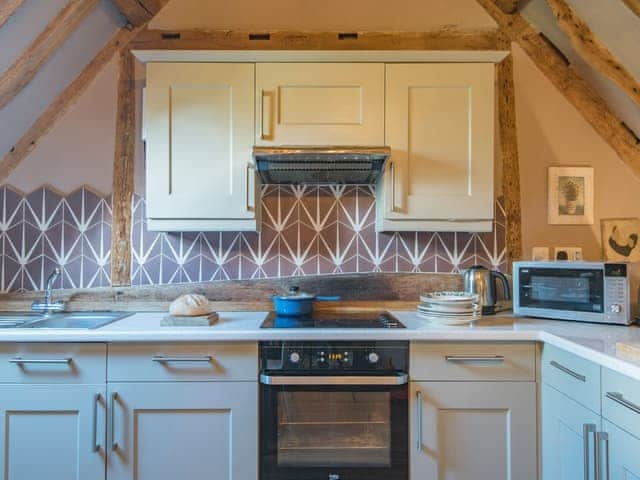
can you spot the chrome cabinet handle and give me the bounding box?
[445,355,505,363]
[605,392,640,414]
[152,355,212,363]
[550,360,586,382]
[246,163,255,212]
[261,90,274,140]
[583,423,596,480]
[260,374,408,386]
[596,432,610,480]
[92,394,101,452]
[9,357,72,364]
[416,390,423,452]
[110,392,119,452]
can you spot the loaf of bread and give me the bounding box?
[169,294,211,317]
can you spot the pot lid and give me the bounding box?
[274,286,316,301]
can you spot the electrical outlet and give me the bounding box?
[554,247,583,261]
[532,247,550,261]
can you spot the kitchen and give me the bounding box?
[1,0,640,479]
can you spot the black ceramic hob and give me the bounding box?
[260,310,405,329]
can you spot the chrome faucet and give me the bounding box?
[31,268,66,313]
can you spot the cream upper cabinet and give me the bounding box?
[143,63,259,231]
[377,63,495,232]
[255,63,385,146]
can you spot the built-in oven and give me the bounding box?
[259,341,409,480]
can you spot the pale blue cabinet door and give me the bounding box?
[604,420,640,480]
[107,382,258,480]
[542,383,600,480]
[0,384,106,480]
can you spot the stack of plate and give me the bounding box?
[417,291,481,325]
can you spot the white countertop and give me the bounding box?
[2,311,640,381]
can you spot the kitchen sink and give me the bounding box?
[0,312,132,329]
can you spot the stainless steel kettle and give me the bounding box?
[463,265,511,315]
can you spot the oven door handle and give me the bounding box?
[260,374,408,386]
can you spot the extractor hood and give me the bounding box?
[253,146,391,185]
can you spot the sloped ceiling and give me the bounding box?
[521,0,640,135]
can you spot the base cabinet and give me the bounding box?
[410,381,537,480]
[0,384,106,480]
[106,382,258,480]
[605,420,640,479]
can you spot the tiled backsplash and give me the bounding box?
[0,185,506,292]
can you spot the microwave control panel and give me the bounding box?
[604,263,629,322]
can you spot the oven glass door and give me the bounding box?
[261,383,408,480]
[518,267,604,313]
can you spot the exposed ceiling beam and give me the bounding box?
[494,0,519,13]
[622,0,640,18]
[0,27,139,183]
[0,0,25,28]
[546,0,640,106]
[129,28,508,51]
[0,0,99,110]
[475,0,640,178]
[110,0,169,27]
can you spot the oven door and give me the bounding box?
[260,374,408,480]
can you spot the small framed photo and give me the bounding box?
[548,167,594,225]
[601,218,640,262]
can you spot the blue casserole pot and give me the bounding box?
[272,286,340,316]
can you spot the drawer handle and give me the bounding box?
[416,390,423,452]
[445,355,505,363]
[605,392,640,414]
[583,423,596,480]
[550,360,586,382]
[92,393,101,453]
[152,355,212,363]
[110,392,119,452]
[9,357,72,365]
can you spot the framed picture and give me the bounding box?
[601,218,640,262]
[547,167,594,225]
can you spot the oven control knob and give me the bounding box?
[610,304,623,314]
[367,352,380,364]
[289,352,301,364]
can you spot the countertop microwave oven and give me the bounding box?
[513,261,640,325]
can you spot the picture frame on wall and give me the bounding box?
[601,218,640,262]
[547,166,594,225]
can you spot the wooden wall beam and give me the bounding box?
[0,28,138,183]
[129,28,507,51]
[0,0,99,110]
[495,0,519,13]
[622,0,640,18]
[0,0,25,28]
[110,50,136,287]
[110,0,169,27]
[497,55,522,268]
[546,0,640,106]
[475,0,640,178]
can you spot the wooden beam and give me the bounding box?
[0,0,98,110]
[495,0,519,13]
[110,50,136,287]
[497,55,522,269]
[622,0,640,18]
[546,0,640,106]
[0,27,138,183]
[0,0,25,28]
[110,0,169,27]
[475,0,640,178]
[129,28,507,51]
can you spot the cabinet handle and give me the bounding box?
[605,391,640,414]
[92,393,101,452]
[550,360,586,382]
[261,90,275,140]
[151,355,212,363]
[445,355,505,363]
[9,357,72,365]
[416,390,423,451]
[388,161,397,213]
[110,392,119,452]
[246,163,255,212]
[596,432,610,480]
[583,423,596,480]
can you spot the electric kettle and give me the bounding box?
[463,265,511,315]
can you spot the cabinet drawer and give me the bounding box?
[602,368,640,439]
[108,343,258,382]
[410,342,535,381]
[0,343,106,384]
[541,343,600,414]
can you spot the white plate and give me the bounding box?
[418,303,480,313]
[417,307,480,316]
[420,291,479,304]
[417,313,480,326]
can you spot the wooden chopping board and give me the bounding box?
[161,312,219,327]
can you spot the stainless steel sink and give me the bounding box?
[0,312,132,329]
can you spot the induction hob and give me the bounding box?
[260,310,405,329]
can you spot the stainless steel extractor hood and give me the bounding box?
[253,146,391,185]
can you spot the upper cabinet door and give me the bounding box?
[378,63,495,232]
[255,63,384,146]
[143,63,258,231]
